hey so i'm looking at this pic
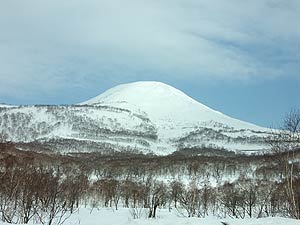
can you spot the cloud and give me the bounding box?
[0,0,299,101]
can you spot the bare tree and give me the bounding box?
[147,181,168,218]
[219,182,244,218]
[170,180,184,209]
[267,108,300,219]
[178,180,199,218]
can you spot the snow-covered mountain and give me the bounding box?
[0,81,272,155]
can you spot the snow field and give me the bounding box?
[1,207,299,225]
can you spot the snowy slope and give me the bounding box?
[0,105,160,153]
[0,103,16,108]
[0,81,272,154]
[80,81,272,153]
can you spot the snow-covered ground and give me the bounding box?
[66,208,300,225]
[1,208,299,225]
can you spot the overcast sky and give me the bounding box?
[0,0,299,127]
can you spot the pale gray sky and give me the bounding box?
[0,0,299,126]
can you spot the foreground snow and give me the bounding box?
[2,208,299,225]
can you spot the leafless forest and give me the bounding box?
[0,110,300,224]
[0,146,299,224]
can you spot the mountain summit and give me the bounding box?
[0,81,271,155]
[81,81,265,131]
[81,81,216,122]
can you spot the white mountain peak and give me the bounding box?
[82,81,202,106]
[80,81,265,132]
[81,81,217,120]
